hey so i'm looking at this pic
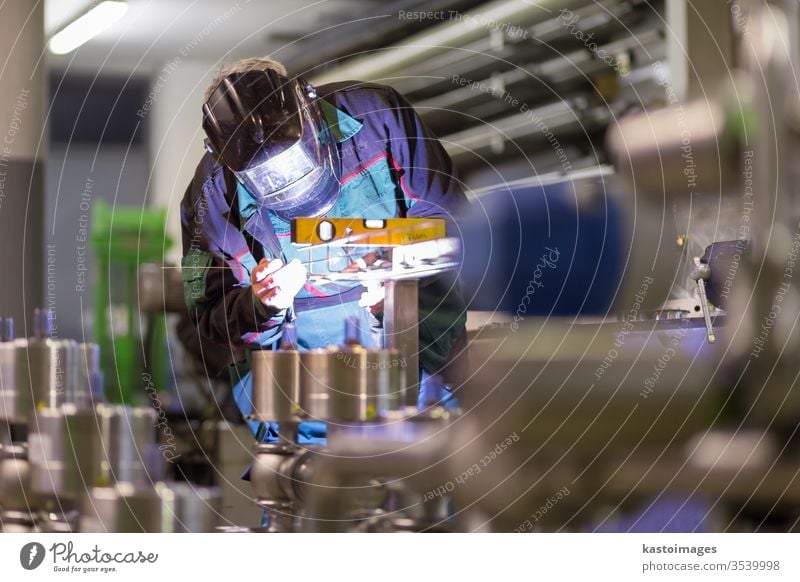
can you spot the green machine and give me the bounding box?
[90,199,173,404]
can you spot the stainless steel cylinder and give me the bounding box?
[328,347,404,422]
[28,404,96,500]
[298,348,334,420]
[0,444,33,511]
[155,481,222,533]
[80,482,222,532]
[80,484,164,532]
[16,338,79,417]
[251,349,300,423]
[364,348,405,414]
[328,347,367,422]
[250,443,295,505]
[0,339,24,422]
[93,404,159,487]
[76,343,103,407]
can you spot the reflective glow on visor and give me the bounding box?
[237,140,315,194]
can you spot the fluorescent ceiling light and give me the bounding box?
[49,1,128,55]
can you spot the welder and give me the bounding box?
[179,57,467,445]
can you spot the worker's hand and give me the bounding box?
[251,258,307,310]
[343,250,392,272]
[358,280,385,316]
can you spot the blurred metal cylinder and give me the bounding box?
[80,484,163,532]
[93,404,159,487]
[328,347,366,422]
[28,404,160,502]
[155,481,222,532]
[138,263,186,313]
[76,343,104,406]
[16,338,80,417]
[0,339,25,422]
[28,404,95,500]
[250,443,296,507]
[365,348,404,414]
[251,349,300,423]
[5,339,100,422]
[298,348,334,420]
[328,347,403,422]
[0,443,32,511]
[0,510,35,532]
[80,482,222,532]
[606,97,742,199]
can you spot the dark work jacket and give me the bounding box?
[179,81,467,376]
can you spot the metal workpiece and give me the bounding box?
[464,318,723,446]
[250,443,296,505]
[326,407,449,448]
[382,278,419,406]
[726,1,800,432]
[298,348,335,420]
[0,443,35,512]
[302,424,452,532]
[81,481,222,533]
[374,483,451,533]
[249,442,312,532]
[154,481,222,533]
[27,404,96,501]
[80,483,164,533]
[1,333,99,424]
[322,346,367,423]
[599,432,800,512]
[77,343,104,407]
[250,348,300,423]
[93,404,160,487]
[447,318,726,527]
[15,337,80,418]
[212,421,261,528]
[0,338,25,422]
[300,345,406,422]
[248,439,404,533]
[326,347,404,423]
[365,348,405,414]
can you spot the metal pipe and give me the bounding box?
[250,349,300,424]
[310,0,590,85]
[383,279,419,405]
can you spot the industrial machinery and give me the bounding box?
[0,309,221,533]
[5,0,800,534]
[237,0,800,533]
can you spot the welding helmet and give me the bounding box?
[202,69,340,220]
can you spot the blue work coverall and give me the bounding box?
[180,81,468,442]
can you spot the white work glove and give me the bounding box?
[251,258,307,310]
[358,280,385,315]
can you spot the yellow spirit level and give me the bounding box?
[291,217,446,246]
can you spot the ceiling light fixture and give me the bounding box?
[49,1,128,55]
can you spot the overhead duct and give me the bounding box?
[310,0,590,85]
